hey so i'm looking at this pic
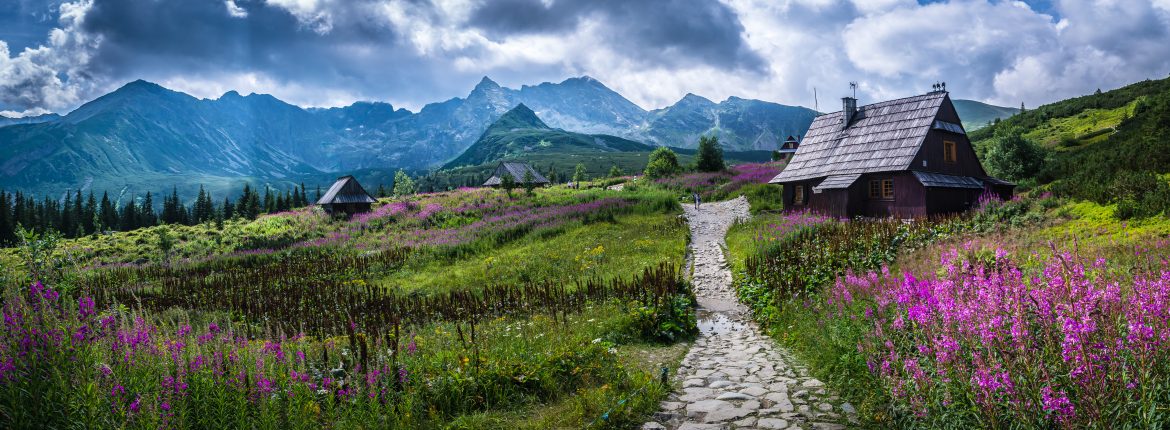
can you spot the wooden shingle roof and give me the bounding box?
[483,162,550,186]
[317,175,377,205]
[912,171,984,189]
[771,92,948,183]
[812,174,861,191]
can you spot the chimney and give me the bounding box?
[842,97,858,126]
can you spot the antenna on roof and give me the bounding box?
[813,87,818,112]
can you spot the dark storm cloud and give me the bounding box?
[80,0,398,86]
[468,0,767,73]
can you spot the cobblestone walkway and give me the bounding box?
[643,197,856,430]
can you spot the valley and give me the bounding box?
[4,66,1170,430]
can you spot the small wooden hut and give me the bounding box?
[482,162,550,187]
[769,89,1014,218]
[775,135,800,161]
[316,175,377,215]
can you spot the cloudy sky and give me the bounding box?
[2,0,1169,117]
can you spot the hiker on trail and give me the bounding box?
[693,192,701,210]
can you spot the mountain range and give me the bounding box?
[0,75,1013,200]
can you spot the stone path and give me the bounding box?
[643,197,856,430]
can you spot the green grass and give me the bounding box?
[378,213,687,294]
[1018,99,1140,149]
[1,183,699,429]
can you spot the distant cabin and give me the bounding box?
[316,175,377,215]
[775,135,800,161]
[769,90,1014,218]
[483,162,550,187]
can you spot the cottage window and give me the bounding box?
[944,140,957,163]
[794,185,805,205]
[869,179,894,200]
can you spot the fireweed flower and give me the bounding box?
[78,296,96,319]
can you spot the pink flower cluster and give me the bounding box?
[831,247,1170,426]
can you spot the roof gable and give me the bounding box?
[771,92,950,183]
[483,162,550,186]
[317,175,377,205]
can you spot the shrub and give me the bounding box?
[643,147,681,179]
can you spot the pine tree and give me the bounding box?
[83,192,97,234]
[263,186,274,214]
[193,186,210,223]
[120,197,138,231]
[61,193,75,236]
[99,192,119,232]
[222,197,235,220]
[139,192,157,228]
[72,190,84,236]
[695,135,725,172]
[0,190,12,245]
[300,183,309,206]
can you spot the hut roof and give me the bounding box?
[911,171,984,189]
[317,175,377,205]
[771,92,949,183]
[483,162,550,186]
[812,174,861,192]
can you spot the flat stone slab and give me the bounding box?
[758,418,790,429]
[716,392,756,401]
[703,408,753,423]
[686,399,733,415]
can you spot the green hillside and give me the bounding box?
[952,99,1019,130]
[441,104,654,169]
[972,77,1170,214]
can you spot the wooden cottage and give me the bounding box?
[482,162,550,187]
[769,90,1014,218]
[775,135,800,161]
[316,175,377,215]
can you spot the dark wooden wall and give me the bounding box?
[909,97,990,178]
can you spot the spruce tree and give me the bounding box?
[120,198,138,231]
[72,190,84,236]
[222,197,235,220]
[695,135,725,172]
[83,192,97,234]
[140,192,156,227]
[99,192,116,231]
[0,191,12,245]
[61,193,75,236]
[263,186,274,214]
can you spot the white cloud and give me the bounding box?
[0,107,53,118]
[4,0,1170,115]
[0,0,100,113]
[225,0,249,18]
[159,71,366,108]
[265,0,334,34]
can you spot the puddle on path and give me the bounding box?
[696,312,737,336]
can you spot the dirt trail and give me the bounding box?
[642,197,855,430]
